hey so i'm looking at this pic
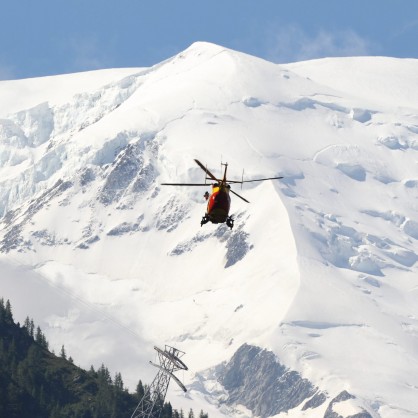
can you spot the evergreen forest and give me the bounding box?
[0,297,208,418]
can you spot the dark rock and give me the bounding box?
[80,168,96,186]
[99,143,142,205]
[302,391,327,410]
[324,390,373,418]
[225,229,252,268]
[219,344,316,418]
[0,179,72,253]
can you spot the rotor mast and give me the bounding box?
[221,162,228,184]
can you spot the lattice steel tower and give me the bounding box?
[131,345,188,418]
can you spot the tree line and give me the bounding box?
[0,297,208,418]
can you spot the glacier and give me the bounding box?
[1,41,418,417]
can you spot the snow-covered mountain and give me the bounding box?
[1,42,418,418]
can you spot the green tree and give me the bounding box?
[115,372,123,390]
[60,345,67,360]
[161,402,173,418]
[23,317,31,336]
[97,363,112,385]
[5,300,13,322]
[0,298,14,324]
[35,326,48,349]
[136,379,145,400]
[29,319,35,338]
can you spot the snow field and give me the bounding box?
[1,42,418,416]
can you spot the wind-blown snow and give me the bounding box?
[1,42,418,418]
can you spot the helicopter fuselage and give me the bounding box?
[206,183,231,223]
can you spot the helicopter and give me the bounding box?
[161,159,283,229]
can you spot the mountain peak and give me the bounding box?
[185,40,227,54]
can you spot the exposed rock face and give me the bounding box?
[214,344,374,418]
[99,136,158,206]
[169,220,253,267]
[0,179,72,252]
[218,344,318,418]
[224,228,252,268]
[324,390,373,418]
[302,391,327,410]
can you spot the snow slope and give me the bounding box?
[1,42,418,417]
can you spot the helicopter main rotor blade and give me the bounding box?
[161,183,209,186]
[194,159,220,182]
[230,189,250,203]
[240,176,283,183]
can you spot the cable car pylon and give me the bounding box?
[130,345,188,418]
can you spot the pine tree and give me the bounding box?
[5,300,13,321]
[0,298,4,323]
[160,401,173,418]
[97,363,112,385]
[60,345,67,359]
[88,365,96,377]
[136,379,145,400]
[114,372,124,391]
[23,316,31,334]
[35,326,47,347]
[29,319,35,338]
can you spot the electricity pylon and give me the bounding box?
[131,345,188,418]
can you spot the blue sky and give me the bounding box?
[1,0,418,80]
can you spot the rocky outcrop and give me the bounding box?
[324,390,372,418]
[214,344,374,418]
[218,344,318,417]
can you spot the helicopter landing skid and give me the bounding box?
[200,215,234,229]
